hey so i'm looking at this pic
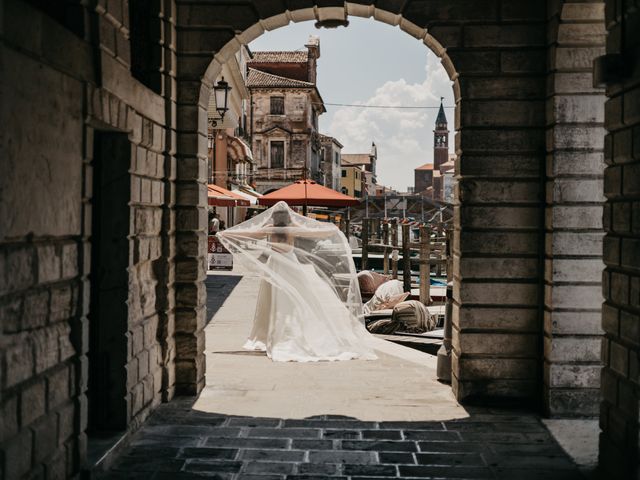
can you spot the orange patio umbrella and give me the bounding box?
[258,179,359,215]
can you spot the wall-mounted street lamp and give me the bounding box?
[213,77,232,120]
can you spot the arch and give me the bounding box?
[174,1,552,407]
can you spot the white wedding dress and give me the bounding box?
[217,201,377,363]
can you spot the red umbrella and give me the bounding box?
[258,179,359,214]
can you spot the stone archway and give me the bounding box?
[174,1,551,407]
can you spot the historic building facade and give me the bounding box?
[319,134,343,191]
[1,1,638,478]
[341,143,378,197]
[246,38,326,193]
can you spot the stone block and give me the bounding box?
[37,245,61,284]
[554,46,605,70]
[23,290,50,329]
[455,357,537,380]
[500,50,546,73]
[553,94,605,124]
[609,341,629,376]
[3,429,33,479]
[33,413,58,463]
[33,326,60,374]
[47,365,70,410]
[459,154,540,178]
[459,231,538,255]
[544,336,601,362]
[61,243,78,279]
[464,25,545,48]
[547,258,604,283]
[5,338,34,388]
[545,389,600,417]
[21,378,46,426]
[459,257,538,280]
[558,23,606,46]
[453,305,538,332]
[550,178,604,203]
[548,205,603,229]
[547,284,603,310]
[545,363,601,388]
[459,178,540,203]
[561,4,605,21]
[0,295,23,333]
[459,76,545,100]
[455,332,538,356]
[550,231,604,256]
[544,310,602,335]
[4,246,35,294]
[460,206,540,229]
[548,124,606,150]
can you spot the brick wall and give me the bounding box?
[544,1,606,417]
[599,0,640,477]
[0,0,177,477]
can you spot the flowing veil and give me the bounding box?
[217,201,365,326]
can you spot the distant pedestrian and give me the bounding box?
[210,213,220,234]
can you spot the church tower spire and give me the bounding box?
[434,97,449,171]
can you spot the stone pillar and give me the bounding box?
[543,1,606,416]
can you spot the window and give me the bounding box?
[270,96,285,115]
[270,141,285,168]
[341,169,347,178]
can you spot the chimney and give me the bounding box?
[305,35,320,84]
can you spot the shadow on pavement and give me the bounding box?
[100,397,587,480]
[206,274,243,324]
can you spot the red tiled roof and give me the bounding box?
[249,51,308,63]
[415,163,434,170]
[341,154,372,165]
[246,68,315,88]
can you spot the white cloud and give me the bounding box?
[326,51,454,191]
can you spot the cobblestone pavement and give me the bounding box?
[102,268,584,479]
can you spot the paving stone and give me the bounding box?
[398,464,494,478]
[130,435,202,447]
[179,447,238,459]
[291,440,333,450]
[308,450,377,464]
[284,420,377,429]
[240,449,306,462]
[236,476,282,480]
[247,428,321,438]
[403,430,460,441]
[415,452,486,466]
[343,464,398,475]
[228,417,282,427]
[340,440,418,452]
[243,461,295,474]
[418,441,489,453]
[205,438,289,449]
[361,430,402,440]
[182,459,243,473]
[112,456,185,472]
[322,429,361,439]
[380,421,445,430]
[377,451,415,464]
[297,463,339,474]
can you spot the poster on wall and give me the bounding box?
[208,235,233,270]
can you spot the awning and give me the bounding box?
[231,188,258,205]
[208,184,250,207]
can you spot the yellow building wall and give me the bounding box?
[341,166,362,198]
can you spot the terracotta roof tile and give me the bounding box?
[341,153,372,165]
[249,51,308,63]
[415,163,434,170]
[246,68,315,88]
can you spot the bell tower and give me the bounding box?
[434,97,449,170]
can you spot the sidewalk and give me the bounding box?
[102,266,587,479]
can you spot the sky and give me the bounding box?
[250,17,455,192]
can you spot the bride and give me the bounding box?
[217,201,377,362]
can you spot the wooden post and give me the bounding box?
[419,225,431,305]
[382,223,390,274]
[391,219,398,279]
[402,224,411,292]
[361,218,369,271]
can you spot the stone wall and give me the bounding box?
[599,0,640,477]
[0,0,177,477]
[544,1,606,417]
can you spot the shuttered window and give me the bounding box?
[270,141,285,168]
[270,96,285,115]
